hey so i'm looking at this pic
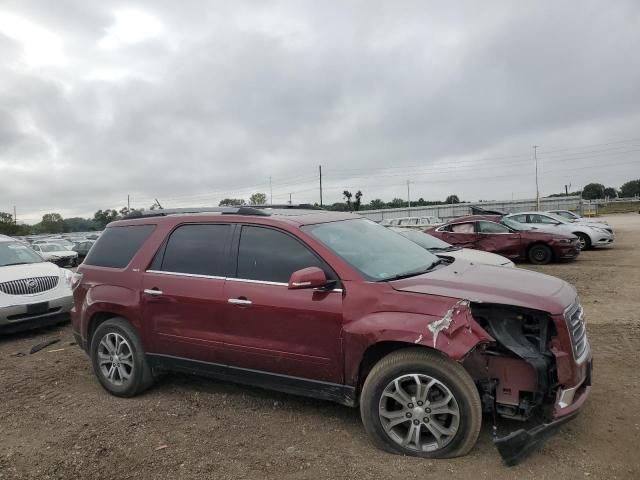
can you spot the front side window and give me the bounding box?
[478,221,510,234]
[0,242,43,267]
[159,224,231,276]
[303,219,439,282]
[236,226,331,283]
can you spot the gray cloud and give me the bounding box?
[1,0,639,222]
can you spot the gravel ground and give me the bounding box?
[1,214,639,480]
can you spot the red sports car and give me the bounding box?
[425,215,579,264]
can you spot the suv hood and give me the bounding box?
[391,260,576,315]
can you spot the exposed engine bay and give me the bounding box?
[463,303,559,423]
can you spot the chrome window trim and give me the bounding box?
[146,269,226,281]
[145,269,343,292]
[226,277,288,287]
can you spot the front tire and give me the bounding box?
[360,348,481,459]
[528,244,553,264]
[90,317,155,397]
[574,232,591,250]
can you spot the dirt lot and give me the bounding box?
[1,214,639,480]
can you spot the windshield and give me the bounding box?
[396,229,453,250]
[39,244,66,252]
[0,242,44,266]
[303,219,440,281]
[501,217,531,231]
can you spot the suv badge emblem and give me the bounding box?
[26,279,38,289]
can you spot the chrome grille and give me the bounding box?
[0,276,59,295]
[565,302,588,361]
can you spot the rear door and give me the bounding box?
[221,225,344,383]
[475,221,522,259]
[439,222,478,248]
[142,223,233,363]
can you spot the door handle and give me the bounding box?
[228,298,252,306]
[144,288,163,296]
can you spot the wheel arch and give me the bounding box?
[87,311,141,350]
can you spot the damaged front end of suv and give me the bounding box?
[462,301,592,465]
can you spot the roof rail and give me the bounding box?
[126,206,270,219]
[257,204,324,210]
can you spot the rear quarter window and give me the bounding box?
[84,224,155,268]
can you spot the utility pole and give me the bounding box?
[289,193,292,205]
[127,194,130,211]
[13,205,16,224]
[269,177,273,205]
[319,165,323,207]
[533,145,540,211]
[406,180,412,215]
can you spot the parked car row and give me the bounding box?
[404,209,615,265]
[13,233,99,267]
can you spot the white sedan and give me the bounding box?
[1,235,73,333]
[389,227,515,267]
[32,243,78,267]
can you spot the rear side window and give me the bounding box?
[236,226,332,283]
[159,224,231,276]
[84,225,155,268]
[450,223,475,233]
[478,221,509,233]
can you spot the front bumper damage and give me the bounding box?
[494,359,592,466]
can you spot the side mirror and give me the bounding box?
[288,267,328,290]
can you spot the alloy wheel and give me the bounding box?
[378,374,460,452]
[97,332,134,386]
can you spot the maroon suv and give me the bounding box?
[71,207,592,464]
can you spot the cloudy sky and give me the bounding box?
[1,1,639,223]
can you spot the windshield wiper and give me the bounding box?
[380,259,445,282]
[1,262,33,267]
[429,246,460,253]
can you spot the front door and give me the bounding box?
[220,225,344,383]
[142,223,233,363]
[440,222,478,248]
[475,221,522,259]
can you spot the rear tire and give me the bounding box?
[528,244,553,264]
[574,232,591,250]
[360,348,481,459]
[90,317,155,397]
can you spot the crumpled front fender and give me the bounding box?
[343,298,493,385]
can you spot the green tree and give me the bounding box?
[343,190,353,211]
[63,217,96,232]
[581,183,605,200]
[219,198,246,206]
[368,198,385,209]
[353,191,363,211]
[41,213,64,233]
[249,193,267,205]
[93,209,119,229]
[603,187,618,199]
[445,194,460,204]
[388,198,406,208]
[620,179,640,198]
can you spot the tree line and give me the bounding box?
[3,178,638,236]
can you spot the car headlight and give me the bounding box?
[62,268,73,287]
[554,238,573,244]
